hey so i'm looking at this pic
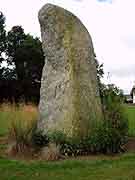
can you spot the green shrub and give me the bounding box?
[88,123,127,153]
[98,84,128,153]
[29,83,128,156]
[57,85,128,155]
[48,131,67,145]
[32,130,49,148]
[60,138,81,156]
[46,131,81,156]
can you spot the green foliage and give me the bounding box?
[48,131,67,145]
[15,34,44,82]
[47,84,128,155]
[0,12,6,63]
[60,140,80,156]
[0,24,44,103]
[6,27,44,82]
[0,67,17,80]
[102,84,128,133]
[47,132,80,156]
[7,26,26,61]
[94,53,104,99]
[32,131,49,148]
[56,127,126,156]
[99,84,128,153]
[33,84,128,155]
[124,105,135,137]
[88,123,127,153]
[94,54,104,81]
[95,57,128,153]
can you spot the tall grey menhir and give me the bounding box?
[38,3,103,139]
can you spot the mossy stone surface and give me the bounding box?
[38,4,103,139]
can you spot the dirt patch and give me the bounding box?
[0,136,135,161]
[125,137,135,152]
[0,136,8,144]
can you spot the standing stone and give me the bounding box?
[38,4,103,139]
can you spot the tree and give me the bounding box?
[6,26,44,103]
[6,26,26,77]
[94,53,105,102]
[94,53,104,83]
[14,34,44,82]
[14,34,44,103]
[0,12,6,64]
[7,26,44,81]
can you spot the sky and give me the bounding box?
[1,0,135,94]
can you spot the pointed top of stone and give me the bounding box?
[38,3,89,34]
[38,3,72,17]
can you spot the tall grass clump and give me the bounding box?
[0,103,38,155]
[0,103,16,136]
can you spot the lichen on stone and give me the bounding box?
[38,3,103,139]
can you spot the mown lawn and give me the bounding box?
[124,104,135,136]
[0,153,135,180]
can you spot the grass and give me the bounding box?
[0,103,38,137]
[124,104,135,137]
[0,153,135,179]
[0,103,135,179]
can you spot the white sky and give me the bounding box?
[1,0,135,94]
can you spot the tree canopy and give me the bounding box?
[0,12,6,64]
[0,13,44,103]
